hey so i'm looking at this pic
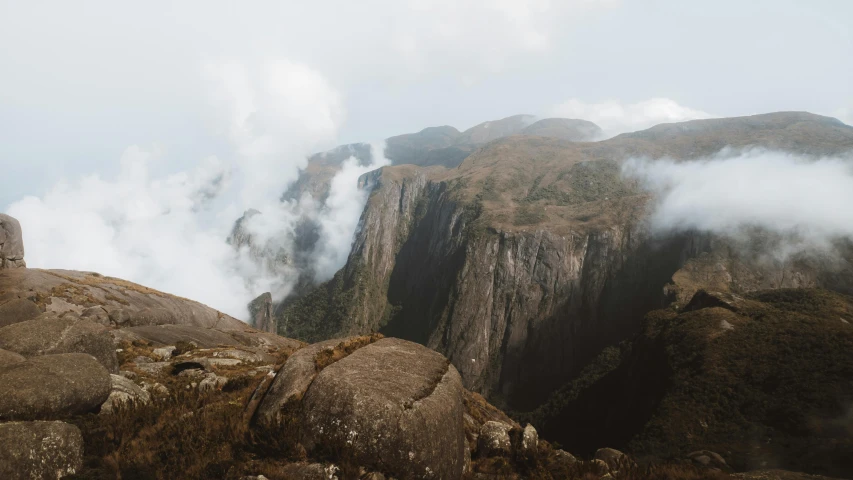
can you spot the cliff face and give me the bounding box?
[278,112,853,409]
[279,165,706,407]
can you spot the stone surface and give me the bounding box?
[111,323,300,351]
[300,338,466,479]
[0,353,111,420]
[249,291,276,333]
[100,374,151,414]
[199,372,228,392]
[0,267,249,331]
[477,421,512,457]
[0,312,119,373]
[0,421,84,480]
[0,298,41,328]
[0,214,25,269]
[0,347,26,368]
[520,423,539,455]
[688,450,729,470]
[594,447,631,471]
[255,338,344,424]
[152,345,176,361]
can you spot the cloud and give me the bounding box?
[5,60,361,319]
[312,142,390,281]
[551,98,715,137]
[6,146,258,317]
[622,150,853,253]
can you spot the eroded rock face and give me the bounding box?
[0,214,25,269]
[0,421,83,480]
[300,338,466,479]
[0,312,119,373]
[249,292,276,334]
[0,353,111,420]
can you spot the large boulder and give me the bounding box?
[100,374,151,414]
[477,421,512,458]
[0,297,41,328]
[0,214,25,269]
[300,338,466,479]
[0,312,119,373]
[255,338,345,424]
[0,353,111,420]
[0,421,84,479]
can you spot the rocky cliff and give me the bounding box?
[279,112,853,410]
[0,214,25,269]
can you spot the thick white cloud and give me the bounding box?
[6,146,258,317]
[623,150,853,253]
[6,60,357,319]
[551,98,716,137]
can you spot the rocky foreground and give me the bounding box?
[1,215,846,479]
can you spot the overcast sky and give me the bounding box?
[2,0,852,207]
[2,0,851,316]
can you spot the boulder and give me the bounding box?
[100,374,151,414]
[199,372,228,392]
[0,348,25,368]
[0,421,83,479]
[80,306,111,326]
[687,450,728,470]
[0,297,41,328]
[553,449,578,465]
[594,447,632,471]
[299,338,466,479]
[255,338,344,424]
[520,424,538,455]
[0,312,119,373]
[478,421,513,457]
[0,214,25,269]
[0,353,111,420]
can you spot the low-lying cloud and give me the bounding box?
[623,150,853,253]
[552,98,715,138]
[6,61,381,320]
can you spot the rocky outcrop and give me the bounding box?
[279,112,853,411]
[0,297,41,328]
[249,292,275,333]
[300,338,467,479]
[0,214,25,269]
[0,353,111,420]
[255,336,466,479]
[100,374,151,413]
[0,267,248,331]
[0,312,119,373]
[111,323,300,351]
[0,421,84,479]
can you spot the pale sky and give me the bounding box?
[2,0,852,208]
